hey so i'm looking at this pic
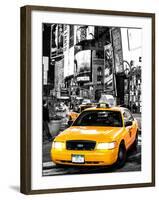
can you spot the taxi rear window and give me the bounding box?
[73,110,123,127]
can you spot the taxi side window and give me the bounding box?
[123,109,134,122]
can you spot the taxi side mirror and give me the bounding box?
[125,121,133,127]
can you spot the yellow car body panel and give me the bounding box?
[51,106,138,166]
[68,112,79,121]
[53,126,124,142]
[51,148,118,166]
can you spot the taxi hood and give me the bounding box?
[55,126,123,142]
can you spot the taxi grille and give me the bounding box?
[66,140,96,151]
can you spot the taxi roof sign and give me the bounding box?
[99,94,116,107]
[96,103,110,108]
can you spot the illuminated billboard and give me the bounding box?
[104,44,114,91]
[64,46,75,77]
[75,50,91,82]
[111,27,124,74]
[75,50,91,73]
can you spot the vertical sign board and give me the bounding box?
[54,59,64,98]
[76,26,87,44]
[63,25,69,52]
[69,25,74,48]
[111,27,124,105]
[111,28,124,74]
[42,56,49,85]
[104,44,114,93]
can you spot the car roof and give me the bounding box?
[83,106,125,112]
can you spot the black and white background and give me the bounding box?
[42,23,142,176]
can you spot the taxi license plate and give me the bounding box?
[72,155,85,163]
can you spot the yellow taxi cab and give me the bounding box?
[51,103,139,167]
[67,111,79,122]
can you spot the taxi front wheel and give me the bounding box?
[116,143,126,168]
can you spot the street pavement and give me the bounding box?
[42,112,141,176]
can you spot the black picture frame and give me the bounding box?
[20,5,155,194]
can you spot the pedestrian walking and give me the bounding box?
[43,100,52,141]
[132,103,137,113]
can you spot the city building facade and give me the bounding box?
[42,23,142,113]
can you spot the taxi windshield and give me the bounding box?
[73,110,123,127]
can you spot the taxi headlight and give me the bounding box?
[96,142,116,150]
[52,141,65,149]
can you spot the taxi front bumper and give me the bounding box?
[51,148,119,166]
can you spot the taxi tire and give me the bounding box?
[116,143,126,168]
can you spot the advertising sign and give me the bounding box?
[69,25,74,48]
[64,46,75,77]
[104,44,114,91]
[77,76,90,82]
[111,27,124,73]
[63,25,69,52]
[76,26,94,44]
[127,28,142,51]
[75,50,91,73]
[42,56,49,85]
[76,26,87,44]
[54,59,64,91]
